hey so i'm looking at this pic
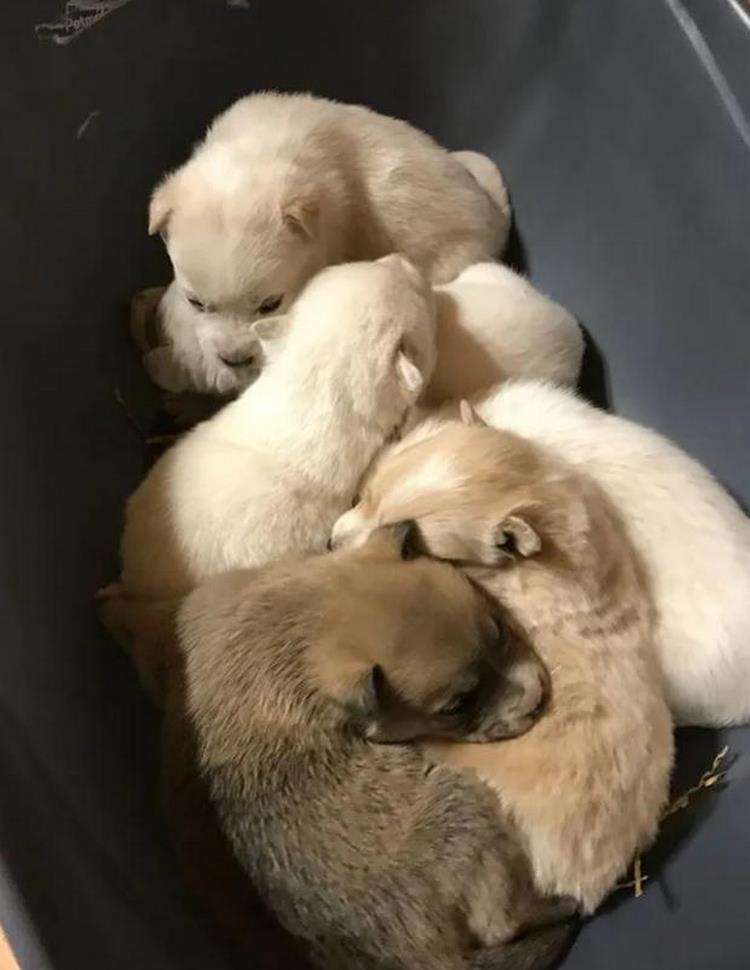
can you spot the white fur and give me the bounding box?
[138,262,582,403]
[427,263,583,403]
[144,91,511,395]
[140,281,261,395]
[371,381,750,727]
[120,257,436,598]
[160,91,509,291]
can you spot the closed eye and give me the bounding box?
[258,294,283,315]
[186,296,206,312]
[437,686,481,718]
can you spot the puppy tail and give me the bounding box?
[451,150,511,223]
[471,920,579,970]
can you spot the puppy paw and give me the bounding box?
[143,347,192,393]
[130,286,166,352]
[95,581,126,602]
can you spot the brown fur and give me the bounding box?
[99,591,306,963]
[101,530,574,969]
[338,422,675,913]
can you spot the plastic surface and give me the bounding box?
[1,1,748,968]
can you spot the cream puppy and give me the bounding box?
[131,283,261,396]
[119,256,436,599]
[150,91,510,312]
[336,380,750,728]
[142,91,510,395]
[132,262,582,400]
[331,420,673,912]
[426,263,583,404]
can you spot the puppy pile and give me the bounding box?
[101,92,750,970]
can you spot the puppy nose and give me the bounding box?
[529,670,549,717]
[508,663,549,722]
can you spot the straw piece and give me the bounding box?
[661,745,729,821]
[633,855,644,898]
[612,746,732,901]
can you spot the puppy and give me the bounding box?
[332,418,673,913]
[130,283,262,397]
[390,380,750,727]
[140,90,509,395]
[177,524,573,970]
[151,91,509,312]
[427,263,583,404]
[132,261,582,403]
[117,256,435,599]
[100,523,555,965]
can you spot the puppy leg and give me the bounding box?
[520,895,580,932]
[472,921,578,970]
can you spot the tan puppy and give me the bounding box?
[102,527,571,970]
[332,416,674,913]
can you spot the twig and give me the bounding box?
[612,746,732,901]
[661,745,729,821]
[633,855,644,898]
[616,873,650,892]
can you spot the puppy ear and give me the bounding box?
[282,190,319,239]
[347,666,416,744]
[347,664,385,723]
[359,521,422,561]
[460,400,486,427]
[148,175,176,236]
[395,344,424,399]
[251,315,291,359]
[390,520,422,561]
[494,514,542,560]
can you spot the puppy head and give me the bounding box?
[308,522,548,744]
[272,255,436,430]
[331,421,591,572]
[149,149,327,329]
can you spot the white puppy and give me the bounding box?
[133,262,582,401]
[427,263,583,404]
[335,380,750,727]
[120,256,436,599]
[141,91,510,394]
[131,283,261,396]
